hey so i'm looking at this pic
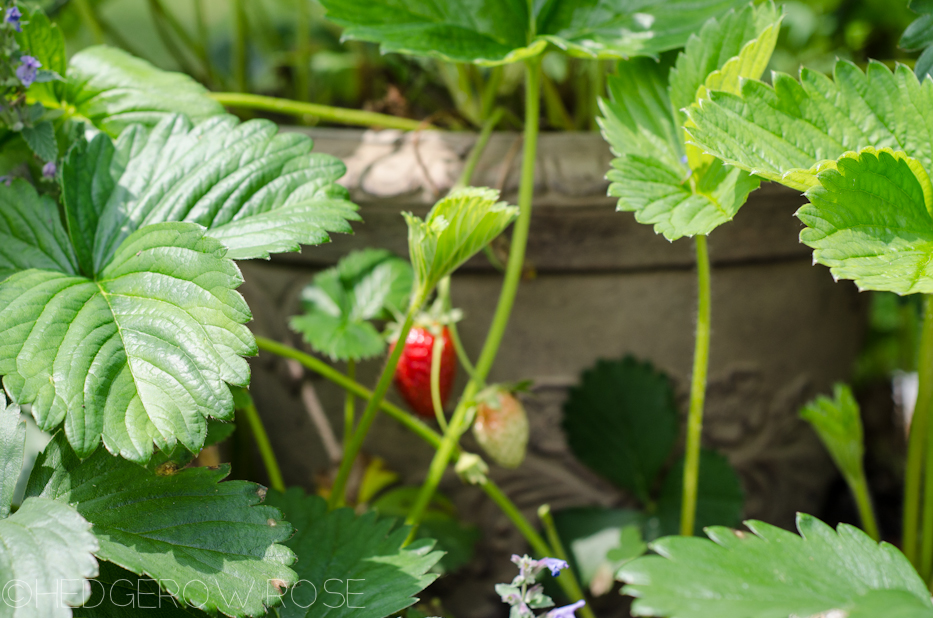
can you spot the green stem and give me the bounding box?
[588,60,604,132]
[404,56,542,536]
[256,336,442,447]
[480,67,503,121]
[538,504,571,565]
[448,321,477,381]
[209,92,431,131]
[238,393,286,492]
[149,0,201,60]
[329,302,421,508]
[486,488,593,618]
[849,473,880,543]
[73,0,105,44]
[148,0,200,79]
[344,359,355,453]
[294,0,311,101]
[680,234,712,537]
[904,295,933,566]
[253,336,593,618]
[541,73,575,131]
[455,106,505,189]
[193,0,218,87]
[231,0,248,92]
[430,332,449,432]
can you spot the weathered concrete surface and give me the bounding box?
[240,129,867,617]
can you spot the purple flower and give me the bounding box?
[0,176,11,187]
[539,558,569,577]
[16,55,41,88]
[42,161,56,179]
[5,6,21,32]
[545,600,586,618]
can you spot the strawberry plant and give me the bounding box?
[597,2,933,616]
[599,0,781,537]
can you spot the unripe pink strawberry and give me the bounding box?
[472,385,529,468]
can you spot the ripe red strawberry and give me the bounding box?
[472,386,529,468]
[391,325,457,418]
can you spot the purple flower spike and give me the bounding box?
[545,600,586,618]
[16,55,41,88]
[539,558,569,577]
[5,6,22,32]
[42,161,57,179]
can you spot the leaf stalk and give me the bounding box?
[904,295,933,567]
[209,92,431,131]
[680,234,712,536]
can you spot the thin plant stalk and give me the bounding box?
[541,73,575,131]
[403,56,542,536]
[210,92,430,131]
[448,321,477,381]
[904,295,933,567]
[328,301,422,508]
[587,59,604,132]
[73,0,105,44]
[430,333,449,432]
[193,0,218,87]
[149,0,201,61]
[480,67,503,121]
[149,0,200,79]
[237,392,286,492]
[680,234,712,537]
[344,359,356,453]
[848,472,880,543]
[254,336,592,618]
[538,504,572,566]
[455,106,505,189]
[231,0,248,92]
[294,0,311,102]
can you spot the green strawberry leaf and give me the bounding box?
[669,2,782,127]
[562,357,677,504]
[21,120,57,162]
[266,488,443,618]
[619,514,933,618]
[372,486,480,574]
[15,9,67,107]
[65,46,224,136]
[656,449,744,536]
[0,397,25,518]
[801,383,867,488]
[0,216,254,462]
[65,114,358,268]
[75,562,214,618]
[599,2,779,240]
[686,60,933,192]
[0,497,99,618]
[320,0,748,66]
[405,187,517,300]
[25,433,297,617]
[0,179,77,281]
[849,590,933,618]
[800,147,933,295]
[0,110,360,461]
[291,249,413,361]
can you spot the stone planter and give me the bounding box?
[238,128,866,615]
